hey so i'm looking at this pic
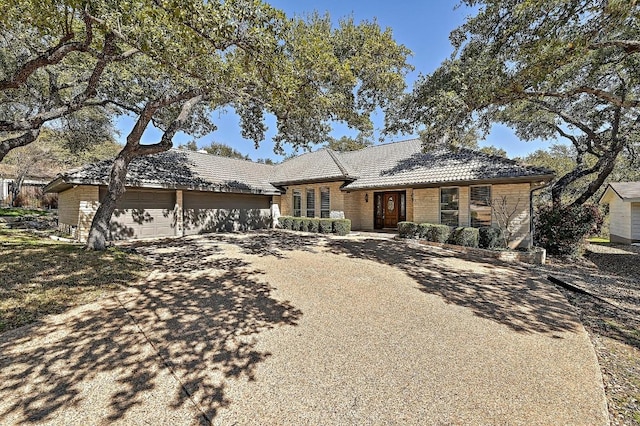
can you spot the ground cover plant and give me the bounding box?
[0,227,147,332]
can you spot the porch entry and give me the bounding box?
[374,191,407,229]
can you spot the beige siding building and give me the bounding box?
[46,139,553,247]
[600,182,640,244]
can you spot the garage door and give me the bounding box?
[101,188,176,240]
[183,191,271,235]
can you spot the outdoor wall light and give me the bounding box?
[365,193,369,203]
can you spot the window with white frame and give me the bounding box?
[440,187,459,226]
[306,188,315,217]
[320,187,330,218]
[470,185,492,227]
[293,190,302,217]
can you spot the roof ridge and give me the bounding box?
[177,148,276,168]
[325,148,351,178]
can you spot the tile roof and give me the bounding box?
[46,139,554,195]
[47,150,279,194]
[336,139,553,189]
[607,182,640,200]
[270,148,351,184]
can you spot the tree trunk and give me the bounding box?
[85,151,133,250]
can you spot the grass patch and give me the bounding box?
[587,236,610,243]
[0,228,148,333]
[0,207,50,217]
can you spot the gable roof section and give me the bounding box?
[337,139,553,190]
[45,150,279,195]
[270,148,352,185]
[45,138,554,195]
[600,182,640,203]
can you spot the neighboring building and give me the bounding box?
[0,164,55,208]
[599,182,640,244]
[45,139,553,246]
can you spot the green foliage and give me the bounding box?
[418,223,451,243]
[300,218,312,232]
[332,219,351,236]
[291,218,303,231]
[0,208,49,217]
[325,133,373,152]
[478,227,505,250]
[447,227,479,248]
[180,141,250,160]
[318,219,333,234]
[534,203,604,256]
[0,1,413,249]
[397,221,418,238]
[279,216,293,230]
[307,218,320,233]
[479,146,508,158]
[390,0,640,207]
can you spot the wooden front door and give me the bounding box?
[384,193,399,228]
[374,191,406,229]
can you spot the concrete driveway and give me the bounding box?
[0,231,608,425]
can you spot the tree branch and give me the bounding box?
[522,86,639,108]
[0,129,41,162]
[0,12,94,91]
[590,39,640,54]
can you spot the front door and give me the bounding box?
[384,193,399,228]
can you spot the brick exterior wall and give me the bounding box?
[491,183,531,248]
[278,181,346,218]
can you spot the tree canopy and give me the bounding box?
[1,0,412,249]
[178,140,250,160]
[324,134,373,152]
[388,0,639,207]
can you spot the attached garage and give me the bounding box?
[101,188,176,240]
[183,191,271,235]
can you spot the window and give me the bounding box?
[293,190,302,217]
[306,188,315,217]
[320,187,330,218]
[470,185,492,227]
[440,187,459,226]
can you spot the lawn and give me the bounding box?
[0,227,148,332]
[0,207,51,217]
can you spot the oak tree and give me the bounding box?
[1,1,412,249]
[388,0,639,207]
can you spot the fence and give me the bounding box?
[0,178,57,209]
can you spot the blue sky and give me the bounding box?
[116,0,552,161]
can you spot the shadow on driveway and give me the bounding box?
[0,238,300,424]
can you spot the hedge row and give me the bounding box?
[278,216,351,236]
[398,221,506,250]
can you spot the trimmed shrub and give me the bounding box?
[279,216,293,230]
[398,221,418,238]
[447,227,479,248]
[427,224,451,243]
[300,218,312,232]
[308,218,320,233]
[333,219,351,236]
[478,226,505,249]
[534,203,603,256]
[291,218,303,231]
[417,223,433,239]
[318,219,333,234]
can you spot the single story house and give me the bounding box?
[45,139,553,247]
[599,182,640,244]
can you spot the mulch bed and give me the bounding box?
[530,243,640,426]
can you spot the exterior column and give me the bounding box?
[175,190,184,237]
